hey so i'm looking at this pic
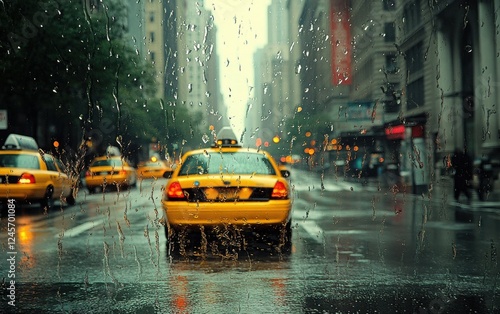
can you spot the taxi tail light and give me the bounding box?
[166,181,186,199]
[19,173,36,184]
[85,170,91,177]
[119,170,127,175]
[271,181,288,199]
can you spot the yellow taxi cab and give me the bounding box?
[137,157,172,180]
[85,155,137,193]
[0,134,76,208]
[161,128,292,254]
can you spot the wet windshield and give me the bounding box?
[90,159,124,167]
[1,0,499,313]
[0,154,40,170]
[179,152,276,175]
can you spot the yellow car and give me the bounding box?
[161,135,292,254]
[137,160,172,180]
[85,156,137,193]
[0,135,76,208]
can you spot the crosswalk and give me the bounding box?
[288,170,379,192]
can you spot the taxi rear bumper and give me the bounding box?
[162,199,291,226]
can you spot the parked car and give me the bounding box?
[0,134,76,208]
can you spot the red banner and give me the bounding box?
[330,0,352,85]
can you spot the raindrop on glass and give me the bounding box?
[202,134,210,144]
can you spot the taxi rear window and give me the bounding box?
[179,152,276,176]
[142,162,164,167]
[0,154,40,169]
[91,159,124,167]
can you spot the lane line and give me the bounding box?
[298,220,324,243]
[54,221,97,238]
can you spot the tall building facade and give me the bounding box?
[144,0,166,100]
[249,0,291,151]
[176,1,220,135]
[292,0,351,169]
[289,0,500,191]
[392,0,500,189]
[124,0,166,100]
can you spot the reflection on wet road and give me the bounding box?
[1,170,499,313]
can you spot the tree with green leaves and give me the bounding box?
[0,0,194,161]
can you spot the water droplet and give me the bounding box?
[296,64,302,74]
[201,134,210,143]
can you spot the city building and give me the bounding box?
[248,0,291,151]
[287,0,500,193]
[392,0,500,190]
[176,1,220,136]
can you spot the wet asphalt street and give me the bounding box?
[1,168,500,313]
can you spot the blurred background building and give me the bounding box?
[249,0,500,192]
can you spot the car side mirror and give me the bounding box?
[163,170,173,179]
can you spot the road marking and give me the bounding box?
[324,229,367,235]
[54,221,97,238]
[298,220,324,243]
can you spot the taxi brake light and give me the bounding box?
[19,173,36,184]
[166,181,185,199]
[119,170,127,175]
[271,181,288,199]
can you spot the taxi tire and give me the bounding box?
[165,225,182,257]
[266,222,292,254]
[280,222,293,253]
[41,185,54,209]
[66,189,76,206]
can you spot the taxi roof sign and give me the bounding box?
[2,134,39,150]
[213,127,240,147]
[216,127,237,141]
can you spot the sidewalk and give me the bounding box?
[302,165,500,204]
[430,176,500,204]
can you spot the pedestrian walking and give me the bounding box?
[451,148,473,203]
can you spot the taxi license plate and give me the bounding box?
[100,172,108,175]
[217,188,239,200]
[204,188,239,200]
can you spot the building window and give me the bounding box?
[407,77,424,110]
[384,83,400,113]
[86,0,100,13]
[149,11,155,22]
[383,0,396,10]
[405,42,423,74]
[385,54,398,73]
[150,31,155,43]
[384,22,396,42]
[150,52,155,63]
[403,0,421,35]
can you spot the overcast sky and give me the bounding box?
[204,0,272,138]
